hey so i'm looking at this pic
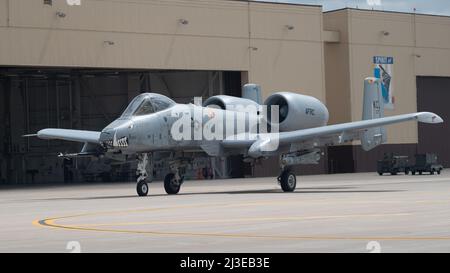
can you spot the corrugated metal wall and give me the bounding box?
[0,67,237,184]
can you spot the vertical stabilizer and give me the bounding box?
[361,77,387,151]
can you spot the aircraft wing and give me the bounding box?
[35,129,102,144]
[222,112,443,157]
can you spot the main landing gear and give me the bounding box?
[164,161,184,195]
[276,151,318,193]
[164,173,183,194]
[278,168,297,192]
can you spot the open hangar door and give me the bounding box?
[0,67,242,185]
[417,76,450,167]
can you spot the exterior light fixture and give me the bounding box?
[56,11,67,18]
[179,19,189,25]
[381,30,390,36]
[249,46,258,51]
[104,40,115,46]
[285,25,295,30]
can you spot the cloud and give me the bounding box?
[256,0,450,16]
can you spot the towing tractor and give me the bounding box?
[410,154,443,175]
[377,153,444,176]
[377,153,410,175]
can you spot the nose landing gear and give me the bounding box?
[137,180,149,196]
[136,153,152,196]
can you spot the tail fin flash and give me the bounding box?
[361,77,387,151]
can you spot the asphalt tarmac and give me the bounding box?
[1,171,450,253]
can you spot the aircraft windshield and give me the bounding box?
[120,93,176,118]
[134,99,155,116]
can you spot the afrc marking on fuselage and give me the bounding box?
[305,108,315,116]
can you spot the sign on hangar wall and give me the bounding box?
[373,56,394,110]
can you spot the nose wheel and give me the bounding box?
[136,180,149,196]
[136,153,152,197]
[278,170,297,192]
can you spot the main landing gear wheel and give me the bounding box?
[279,170,297,192]
[136,180,149,197]
[164,173,182,195]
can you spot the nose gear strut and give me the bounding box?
[136,153,153,196]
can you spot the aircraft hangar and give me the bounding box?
[0,0,449,184]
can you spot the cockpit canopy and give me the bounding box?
[120,93,176,118]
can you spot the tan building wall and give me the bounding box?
[0,0,7,27]
[0,0,326,102]
[323,10,351,125]
[248,2,325,99]
[324,9,450,145]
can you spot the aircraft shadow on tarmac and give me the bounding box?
[25,187,405,202]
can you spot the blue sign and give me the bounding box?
[373,56,394,109]
[373,56,394,65]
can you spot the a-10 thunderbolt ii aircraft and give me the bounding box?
[29,78,443,196]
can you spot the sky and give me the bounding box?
[257,0,450,16]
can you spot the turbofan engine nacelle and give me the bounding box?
[264,92,329,132]
[203,95,260,112]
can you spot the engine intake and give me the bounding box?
[203,95,260,112]
[264,92,329,132]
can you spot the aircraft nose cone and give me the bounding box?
[100,127,130,149]
[100,119,133,148]
[100,130,115,148]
